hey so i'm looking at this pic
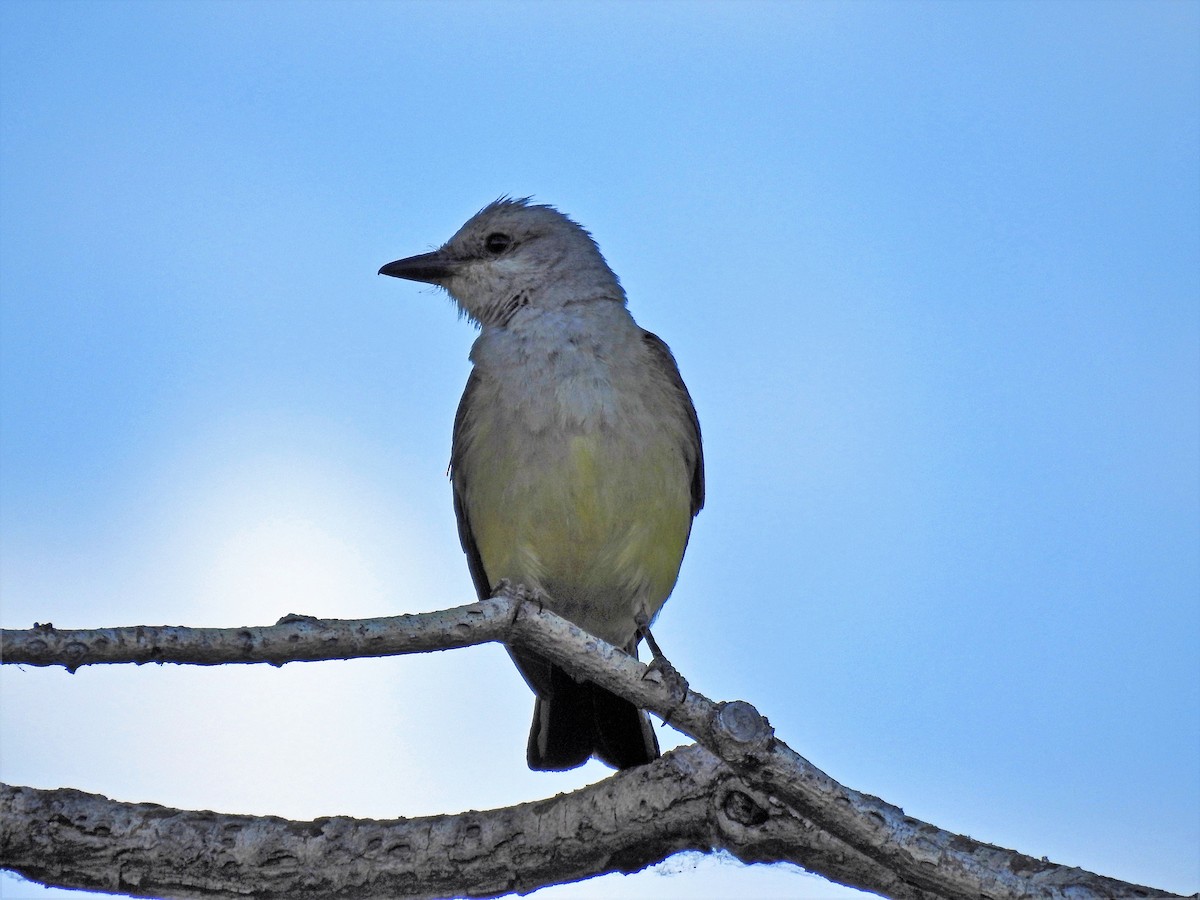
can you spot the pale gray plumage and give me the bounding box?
[380,198,703,770]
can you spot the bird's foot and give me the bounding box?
[635,613,689,702]
[644,654,689,703]
[493,580,549,611]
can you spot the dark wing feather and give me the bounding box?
[641,330,704,517]
[450,369,493,602]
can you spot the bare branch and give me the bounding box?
[1,599,1191,900]
[1,747,938,900]
[0,601,511,670]
[500,603,1189,900]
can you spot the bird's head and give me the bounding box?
[379,198,626,326]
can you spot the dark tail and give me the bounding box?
[525,662,660,771]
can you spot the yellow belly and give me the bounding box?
[463,428,692,647]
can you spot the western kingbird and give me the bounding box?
[379,198,703,771]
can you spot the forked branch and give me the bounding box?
[1,598,1191,900]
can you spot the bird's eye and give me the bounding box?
[484,233,512,254]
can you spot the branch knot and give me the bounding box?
[711,700,774,763]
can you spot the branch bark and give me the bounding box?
[1,747,939,900]
[2,599,1193,900]
[1,602,510,671]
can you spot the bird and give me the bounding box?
[379,198,703,771]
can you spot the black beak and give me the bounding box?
[378,250,457,285]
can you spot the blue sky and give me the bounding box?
[1,2,1197,898]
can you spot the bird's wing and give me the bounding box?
[641,330,705,517]
[450,368,493,602]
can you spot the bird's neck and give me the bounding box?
[476,301,637,356]
[469,303,644,426]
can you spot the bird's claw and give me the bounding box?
[635,614,688,701]
[644,653,689,703]
[493,580,549,611]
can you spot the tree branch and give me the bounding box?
[1,746,939,900]
[2,599,1192,900]
[0,601,512,670]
